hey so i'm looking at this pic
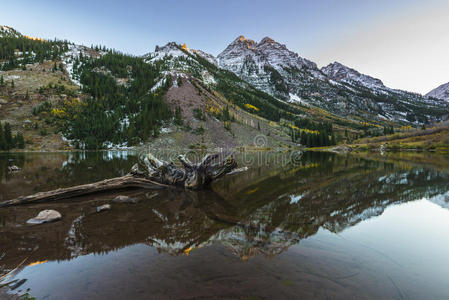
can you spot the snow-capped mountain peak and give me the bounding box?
[259,36,276,44]
[217,35,322,99]
[426,82,449,102]
[234,35,256,47]
[321,62,385,89]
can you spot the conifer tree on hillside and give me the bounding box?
[4,122,13,149]
[0,123,5,150]
[15,132,25,149]
[174,106,183,126]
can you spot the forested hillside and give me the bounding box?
[59,52,172,149]
[1,26,447,150]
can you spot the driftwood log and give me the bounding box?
[0,152,237,208]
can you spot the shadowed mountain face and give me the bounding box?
[1,152,449,276]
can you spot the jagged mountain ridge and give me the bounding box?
[321,62,385,90]
[426,82,449,102]
[143,38,449,128]
[216,35,448,124]
[217,35,320,99]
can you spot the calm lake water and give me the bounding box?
[1,151,449,299]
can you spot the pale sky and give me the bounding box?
[1,0,448,94]
[308,1,449,95]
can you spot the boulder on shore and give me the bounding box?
[27,210,62,225]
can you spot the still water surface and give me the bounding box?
[0,151,449,299]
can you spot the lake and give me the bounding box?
[1,151,449,299]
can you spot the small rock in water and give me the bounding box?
[7,165,21,172]
[96,204,111,213]
[145,192,158,199]
[27,210,62,225]
[112,195,139,204]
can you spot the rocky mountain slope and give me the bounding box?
[217,36,448,125]
[426,82,449,102]
[217,36,319,100]
[321,62,384,89]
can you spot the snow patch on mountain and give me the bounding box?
[426,82,449,102]
[62,44,104,86]
[145,42,189,63]
[150,76,167,92]
[0,25,21,38]
[288,93,308,106]
[192,49,218,66]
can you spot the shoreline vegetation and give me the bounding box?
[1,125,448,154]
[308,122,449,154]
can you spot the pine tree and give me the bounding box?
[15,132,25,149]
[174,106,183,126]
[306,134,311,147]
[319,131,325,147]
[0,123,5,150]
[4,122,13,150]
[222,105,231,121]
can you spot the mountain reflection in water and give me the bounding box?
[1,151,449,299]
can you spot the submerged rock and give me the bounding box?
[145,192,158,200]
[7,165,21,172]
[112,195,139,204]
[27,210,62,224]
[96,204,111,212]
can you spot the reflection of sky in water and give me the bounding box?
[338,199,449,288]
[5,198,449,300]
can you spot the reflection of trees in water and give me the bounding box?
[47,151,137,188]
[1,153,449,273]
[0,152,137,200]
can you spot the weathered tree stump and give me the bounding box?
[0,152,237,208]
[132,152,237,189]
